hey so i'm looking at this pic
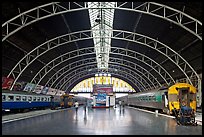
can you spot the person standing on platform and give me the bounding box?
[122,101,125,109]
[74,100,79,114]
[50,96,54,110]
[84,101,87,112]
[119,100,122,109]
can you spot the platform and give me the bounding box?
[2,106,202,135]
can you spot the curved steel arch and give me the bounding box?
[7,29,200,90]
[61,64,147,92]
[8,29,190,90]
[47,58,154,90]
[54,64,144,92]
[64,66,153,93]
[68,73,139,93]
[57,64,144,92]
[112,30,200,87]
[2,2,202,41]
[45,57,160,89]
[30,47,161,90]
[54,62,151,91]
[65,72,139,93]
[30,48,95,84]
[29,45,172,91]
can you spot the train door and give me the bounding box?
[64,96,69,108]
[178,87,190,107]
[67,96,73,107]
[161,91,169,113]
[163,91,168,108]
[50,96,55,109]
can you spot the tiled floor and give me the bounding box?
[2,106,202,135]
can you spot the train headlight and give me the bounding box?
[5,109,10,112]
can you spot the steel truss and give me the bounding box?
[7,29,200,90]
[55,64,144,92]
[12,45,174,91]
[67,69,142,93]
[2,2,202,42]
[45,57,161,90]
[29,48,163,91]
[61,64,146,92]
[55,63,151,92]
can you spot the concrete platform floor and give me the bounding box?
[2,106,202,135]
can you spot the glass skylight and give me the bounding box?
[88,2,116,70]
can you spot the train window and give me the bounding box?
[189,93,196,101]
[149,97,151,101]
[44,97,47,101]
[8,95,14,101]
[33,97,37,101]
[152,96,155,101]
[168,94,178,102]
[41,97,44,101]
[37,97,40,101]
[28,96,32,101]
[143,96,147,101]
[148,96,151,100]
[146,96,149,101]
[16,96,21,101]
[22,96,27,101]
[2,95,6,101]
[148,96,151,101]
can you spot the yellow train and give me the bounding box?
[122,83,197,115]
[168,83,196,114]
[60,94,74,108]
[59,94,90,108]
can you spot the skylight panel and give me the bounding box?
[88,2,116,70]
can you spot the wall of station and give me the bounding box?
[71,76,136,93]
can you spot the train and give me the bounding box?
[118,83,197,115]
[2,90,52,112]
[59,94,89,108]
[2,89,93,112]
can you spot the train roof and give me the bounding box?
[2,89,51,96]
[128,87,168,97]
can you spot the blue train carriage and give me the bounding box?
[50,95,61,109]
[2,89,52,112]
[127,87,169,113]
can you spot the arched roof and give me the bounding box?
[2,2,202,92]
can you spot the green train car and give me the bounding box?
[120,83,197,115]
[127,87,169,113]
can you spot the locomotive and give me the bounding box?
[118,83,197,115]
[59,94,87,108]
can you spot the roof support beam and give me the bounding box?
[29,47,163,91]
[2,2,202,42]
[7,29,200,90]
[56,64,144,92]
[45,57,159,90]
[59,64,146,92]
[28,45,171,90]
[51,61,153,91]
